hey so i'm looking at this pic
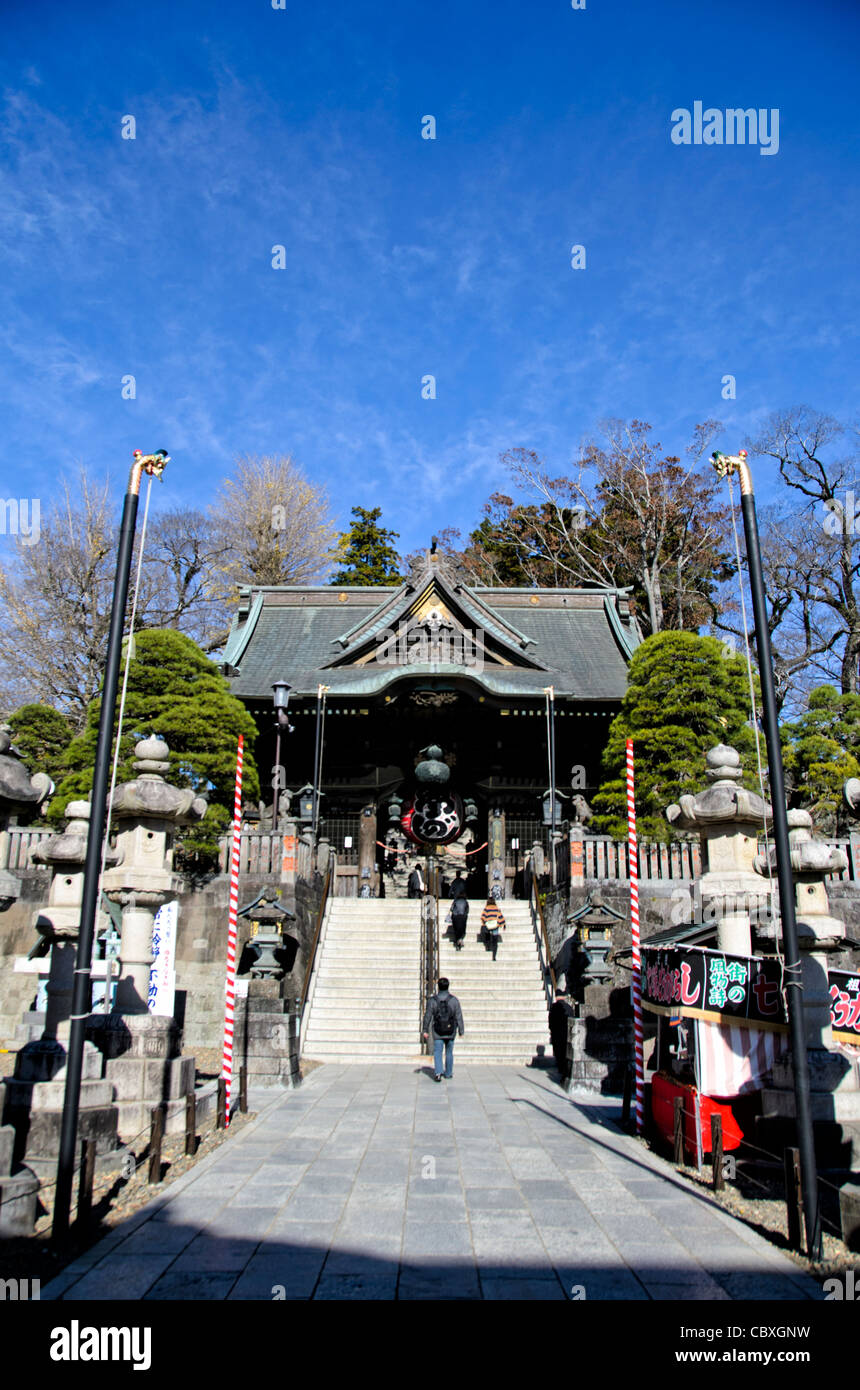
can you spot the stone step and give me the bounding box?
[304,1028,552,1039]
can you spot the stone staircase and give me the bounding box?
[301,898,550,1065]
[437,901,550,1064]
[301,899,423,1062]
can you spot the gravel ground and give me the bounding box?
[635,1133,859,1281]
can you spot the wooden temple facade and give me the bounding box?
[221,552,640,897]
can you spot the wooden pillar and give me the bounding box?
[569,827,585,882]
[489,808,506,899]
[359,802,378,896]
[280,817,298,891]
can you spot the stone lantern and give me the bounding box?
[568,891,625,994]
[666,743,772,956]
[240,891,296,979]
[89,735,207,1140]
[1,801,123,1199]
[29,801,118,1050]
[101,736,206,1015]
[0,728,52,910]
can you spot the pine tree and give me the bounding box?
[330,507,402,586]
[592,632,760,841]
[782,684,860,835]
[6,704,75,786]
[50,630,260,864]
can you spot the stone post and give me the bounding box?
[666,743,772,956]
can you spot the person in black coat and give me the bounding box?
[450,895,469,950]
[548,991,575,1076]
[407,864,424,898]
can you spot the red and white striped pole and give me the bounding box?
[221,734,244,1125]
[626,738,644,1134]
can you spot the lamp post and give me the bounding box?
[311,684,329,838]
[52,449,169,1246]
[544,686,557,886]
[711,448,821,1259]
[271,681,292,831]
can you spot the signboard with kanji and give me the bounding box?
[148,900,177,1017]
[829,969,860,1046]
[643,945,860,1047]
[642,946,786,1030]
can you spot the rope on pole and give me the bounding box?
[626,738,645,1134]
[221,734,244,1125]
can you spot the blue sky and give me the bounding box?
[1,0,857,557]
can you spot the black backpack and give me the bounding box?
[434,995,457,1038]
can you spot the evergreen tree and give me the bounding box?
[592,632,760,841]
[50,630,260,864]
[782,684,860,835]
[330,507,402,586]
[6,704,75,786]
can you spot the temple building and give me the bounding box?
[222,550,640,896]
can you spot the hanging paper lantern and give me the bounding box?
[402,789,464,846]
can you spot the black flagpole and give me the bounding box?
[711,449,821,1259]
[52,449,168,1246]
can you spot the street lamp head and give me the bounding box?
[272,681,292,711]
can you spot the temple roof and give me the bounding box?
[222,554,641,703]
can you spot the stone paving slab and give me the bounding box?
[42,1065,825,1302]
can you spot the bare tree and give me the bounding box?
[137,508,233,653]
[710,503,838,714]
[747,407,860,695]
[0,454,340,724]
[0,468,115,728]
[485,420,729,633]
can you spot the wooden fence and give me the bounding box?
[579,835,860,884]
[5,826,860,885]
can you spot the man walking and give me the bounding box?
[422,977,464,1081]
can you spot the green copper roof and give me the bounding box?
[223,559,640,703]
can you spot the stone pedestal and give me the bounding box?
[86,1013,195,1141]
[0,1123,38,1236]
[1,1040,123,1180]
[840,1183,860,1250]
[564,1016,633,1095]
[233,980,301,1089]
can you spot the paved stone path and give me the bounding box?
[44,1065,822,1301]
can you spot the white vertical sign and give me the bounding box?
[148,900,178,1017]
